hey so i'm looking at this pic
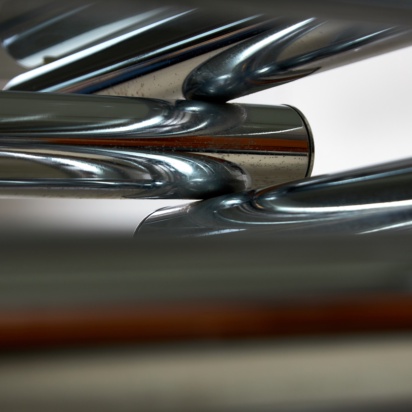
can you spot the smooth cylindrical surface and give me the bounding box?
[4,4,412,102]
[137,158,412,236]
[0,91,314,190]
[3,9,274,96]
[0,2,176,69]
[183,19,412,102]
[0,146,250,198]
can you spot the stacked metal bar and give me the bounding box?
[0,91,313,198]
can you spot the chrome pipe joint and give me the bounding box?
[137,159,412,236]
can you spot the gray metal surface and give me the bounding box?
[137,158,412,236]
[0,146,250,198]
[0,91,313,191]
[3,8,275,96]
[3,1,412,100]
[183,19,412,102]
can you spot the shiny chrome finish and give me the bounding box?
[137,158,412,236]
[3,10,276,97]
[184,19,412,102]
[0,146,250,199]
[4,5,412,102]
[0,2,175,69]
[0,91,314,189]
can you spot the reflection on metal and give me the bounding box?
[0,91,314,190]
[2,1,412,239]
[184,19,412,101]
[3,4,412,102]
[0,146,250,199]
[3,9,275,97]
[0,2,173,68]
[137,159,412,236]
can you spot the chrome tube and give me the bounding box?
[0,146,250,198]
[3,5,412,102]
[3,9,277,97]
[137,158,412,236]
[183,19,412,102]
[2,234,412,408]
[0,91,314,190]
[0,2,178,69]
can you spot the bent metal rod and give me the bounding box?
[137,158,412,235]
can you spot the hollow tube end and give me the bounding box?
[285,104,315,178]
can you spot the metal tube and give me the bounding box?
[0,146,250,199]
[0,91,314,191]
[183,19,412,102]
[2,233,412,348]
[137,158,412,236]
[2,232,412,407]
[3,9,276,97]
[3,4,412,101]
[0,2,178,69]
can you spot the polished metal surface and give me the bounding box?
[184,19,412,102]
[0,146,250,198]
[3,3,411,103]
[3,8,275,97]
[137,158,412,236]
[0,91,313,190]
[0,2,176,69]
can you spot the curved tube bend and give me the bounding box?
[137,158,412,236]
[184,18,411,101]
[0,146,251,199]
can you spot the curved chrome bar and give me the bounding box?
[3,9,276,97]
[0,146,250,198]
[4,6,411,102]
[0,91,314,189]
[137,158,412,236]
[184,19,412,101]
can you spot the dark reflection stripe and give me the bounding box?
[47,137,309,153]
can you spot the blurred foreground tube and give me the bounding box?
[137,158,412,236]
[0,91,314,190]
[3,234,412,350]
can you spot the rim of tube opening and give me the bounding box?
[284,104,315,178]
